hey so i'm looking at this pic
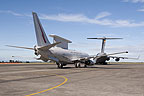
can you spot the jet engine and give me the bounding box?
[115,58,120,62]
[34,45,39,56]
[106,57,110,61]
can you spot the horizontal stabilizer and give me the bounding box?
[87,37,123,53]
[87,37,123,40]
[6,45,34,50]
[38,42,61,51]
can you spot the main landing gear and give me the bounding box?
[57,62,88,69]
[75,62,87,68]
[75,62,81,68]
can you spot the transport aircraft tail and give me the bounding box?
[87,37,122,53]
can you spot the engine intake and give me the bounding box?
[106,57,110,61]
[115,58,120,62]
[34,45,39,56]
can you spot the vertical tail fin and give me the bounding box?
[87,37,123,53]
[32,12,51,47]
[101,39,106,53]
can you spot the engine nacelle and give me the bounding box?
[115,58,120,62]
[34,50,39,56]
[106,57,110,61]
[34,45,40,56]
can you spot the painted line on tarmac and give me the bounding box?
[0,69,53,75]
[25,75,68,96]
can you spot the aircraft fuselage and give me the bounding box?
[38,47,89,64]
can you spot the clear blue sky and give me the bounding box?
[0,0,144,62]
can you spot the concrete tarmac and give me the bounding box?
[0,63,144,96]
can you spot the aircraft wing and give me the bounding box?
[107,51,128,55]
[107,51,139,60]
[109,56,139,60]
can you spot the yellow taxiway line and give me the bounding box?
[25,75,68,96]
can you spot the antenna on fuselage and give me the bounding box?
[87,37,123,53]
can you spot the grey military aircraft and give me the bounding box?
[87,37,129,65]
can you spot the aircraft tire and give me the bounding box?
[57,63,63,69]
[84,64,87,68]
[75,63,81,68]
[77,63,81,68]
[75,63,78,68]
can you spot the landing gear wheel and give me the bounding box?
[77,63,81,68]
[75,63,78,68]
[75,62,81,68]
[84,64,87,68]
[57,63,63,68]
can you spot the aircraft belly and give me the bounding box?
[55,55,72,63]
